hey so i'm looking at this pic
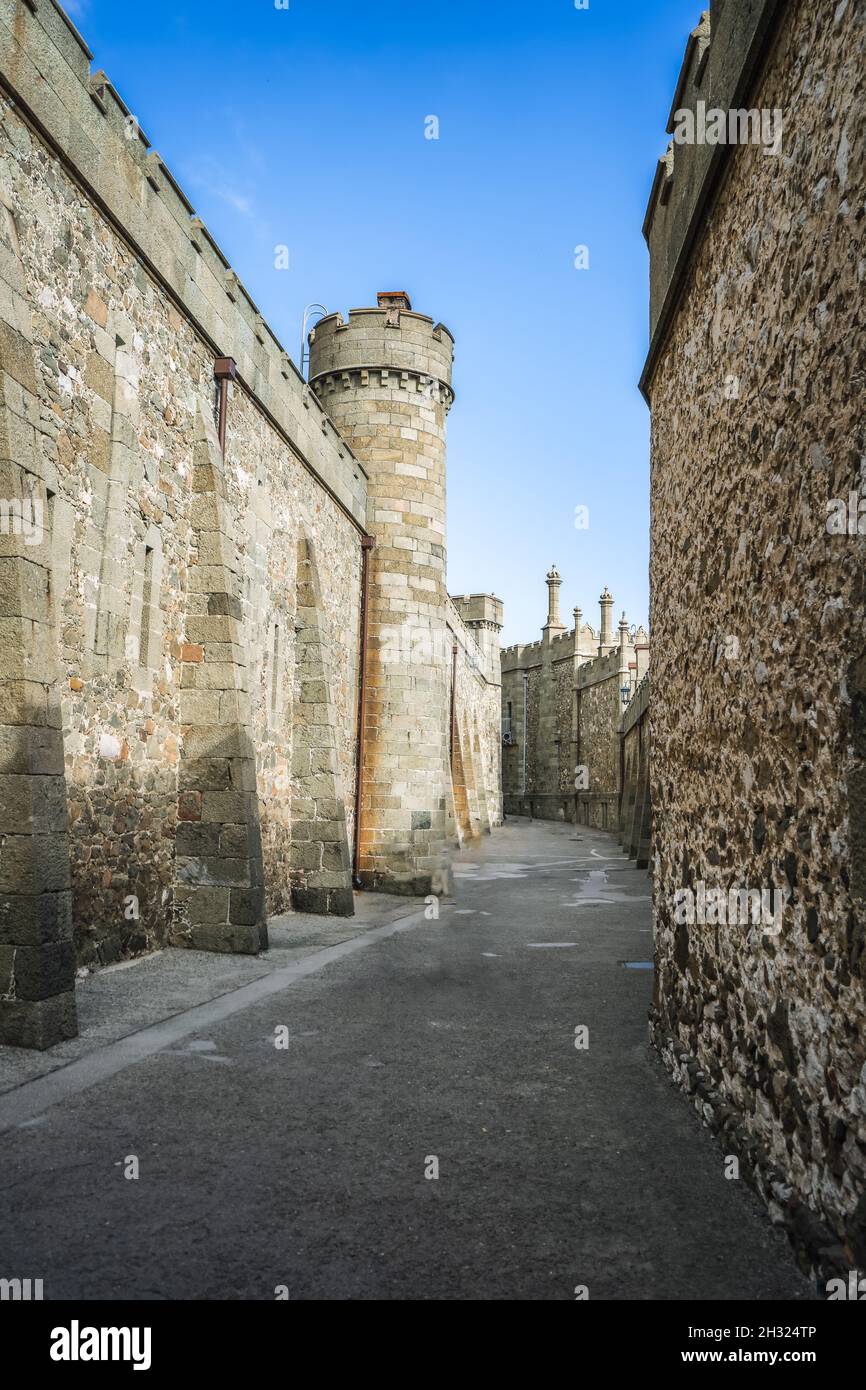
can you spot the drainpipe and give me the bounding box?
[521,671,528,801]
[214,356,237,452]
[619,723,625,832]
[575,685,582,827]
[353,535,375,888]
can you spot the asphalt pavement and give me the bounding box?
[0,818,815,1300]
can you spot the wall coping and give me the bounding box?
[639,0,787,401]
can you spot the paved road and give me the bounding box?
[0,820,814,1300]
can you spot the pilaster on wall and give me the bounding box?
[172,402,267,954]
[0,189,77,1048]
[289,537,354,916]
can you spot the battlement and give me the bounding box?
[577,645,626,687]
[640,0,786,397]
[445,599,486,679]
[0,0,368,528]
[310,366,454,411]
[501,619,602,668]
[450,593,504,631]
[309,302,455,391]
[501,639,543,671]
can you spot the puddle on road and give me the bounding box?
[453,863,531,880]
[563,868,652,908]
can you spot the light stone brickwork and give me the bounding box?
[644,0,866,1276]
[0,2,503,1046]
[501,569,648,830]
[447,594,503,844]
[309,294,491,895]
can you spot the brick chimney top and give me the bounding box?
[377,291,412,311]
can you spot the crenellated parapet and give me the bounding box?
[309,304,454,405]
[312,366,454,411]
[449,593,503,690]
[575,644,627,689]
[501,639,543,672]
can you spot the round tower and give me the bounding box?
[308,292,455,895]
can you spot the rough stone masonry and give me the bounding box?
[643,0,866,1277]
[0,0,503,1048]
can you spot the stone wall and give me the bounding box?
[644,0,866,1275]
[0,0,365,1044]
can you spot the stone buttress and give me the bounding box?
[172,403,267,954]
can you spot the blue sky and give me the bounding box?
[65,0,699,645]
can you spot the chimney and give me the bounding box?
[598,586,615,655]
[544,565,564,635]
[618,612,631,676]
[377,291,412,311]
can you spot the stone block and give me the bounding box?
[0,889,73,948]
[186,921,262,955]
[10,939,76,1001]
[322,843,351,873]
[220,824,253,857]
[290,842,322,872]
[181,725,252,760]
[175,822,222,857]
[0,991,78,1051]
[291,886,355,918]
[229,887,266,928]
[0,773,68,835]
[200,790,252,825]
[0,834,71,894]
[0,319,38,394]
[0,557,49,623]
[176,855,252,889]
[178,758,232,793]
[174,885,229,925]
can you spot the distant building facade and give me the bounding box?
[501,568,648,829]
